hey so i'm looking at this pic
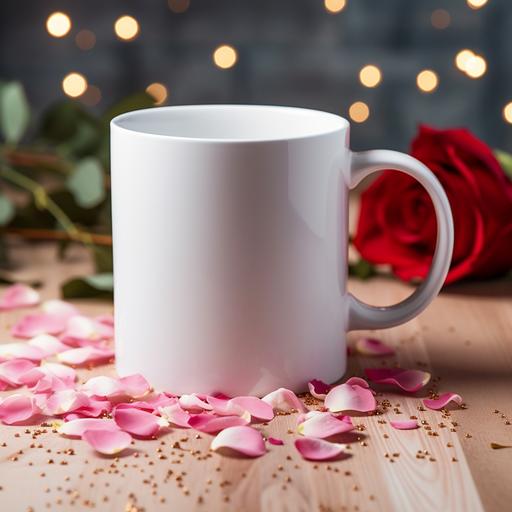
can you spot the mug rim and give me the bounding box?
[111,104,348,144]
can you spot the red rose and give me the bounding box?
[353,125,512,284]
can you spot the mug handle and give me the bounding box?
[347,149,454,330]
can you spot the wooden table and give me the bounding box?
[0,241,511,512]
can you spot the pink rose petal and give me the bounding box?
[0,284,40,311]
[57,346,114,366]
[159,403,192,428]
[324,383,376,413]
[179,394,213,412]
[230,396,274,421]
[42,299,79,318]
[355,337,395,357]
[129,393,177,413]
[364,368,431,392]
[74,397,112,418]
[423,392,463,410]
[0,342,44,361]
[0,394,40,424]
[345,376,370,389]
[58,418,120,437]
[82,374,150,399]
[19,362,76,392]
[308,379,332,399]
[262,388,307,413]
[0,358,37,388]
[11,313,68,339]
[210,425,266,457]
[390,420,419,430]
[294,437,346,461]
[82,428,132,455]
[268,437,284,446]
[60,315,114,347]
[297,411,354,438]
[113,406,168,437]
[44,390,91,415]
[206,396,246,416]
[189,413,250,434]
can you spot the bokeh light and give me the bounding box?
[359,65,382,88]
[46,12,71,38]
[455,49,475,72]
[431,9,451,29]
[81,85,102,107]
[213,45,238,69]
[467,0,488,9]
[349,101,370,123]
[324,0,346,14]
[416,70,438,93]
[146,83,168,105]
[168,0,190,13]
[75,30,96,51]
[465,54,487,78]
[114,15,140,41]
[62,73,88,98]
[503,102,512,124]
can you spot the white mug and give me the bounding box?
[111,105,453,397]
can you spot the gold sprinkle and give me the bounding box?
[491,442,512,450]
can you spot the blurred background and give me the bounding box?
[1,0,511,151]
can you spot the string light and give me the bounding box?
[46,12,71,38]
[146,83,168,105]
[75,30,96,51]
[213,45,238,69]
[416,70,438,93]
[359,65,382,88]
[324,0,346,14]
[62,73,87,98]
[465,54,487,78]
[431,9,451,29]
[349,101,370,123]
[467,0,488,9]
[503,102,512,124]
[114,15,139,41]
[168,0,190,13]
[455,49,475,72]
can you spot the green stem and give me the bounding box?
[0,163,93,246]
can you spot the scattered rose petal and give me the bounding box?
[179,394,213,412]
[355,337,395,357]
[60,315,115,347]
[423,392,463,410]
[19,362,76,392]
[113,406,168,437]
[82,374,150,399]
[58,418,120,437]
[0,394,40,424]
[11,312,68,339]
[206,396,246,417]
[268,437,284,446]
[129,393,177,413]
[57,346,114,366]
[189,413,250,434]
[294,437,346,461]
[308,379,332,399]
[324,383,376,413]
[364,368,431,392]
[0,358,37,389]
[159,403,192,428]
[0,342,44,361]
[0,284,40,311]
[390,420,419,430]
[262,388,307,413]
[44,390,91,415]
[82,429,132,455]
[210,426,266,457]
[74,397,112,418]
[230,396,274,421]
[297,411,354,438]
[345,376,370,389]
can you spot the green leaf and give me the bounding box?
[0,82,30,144]
[40,101,96,143]
[61,272,113,299]
[102,92,154,124]
[67,157,105,208]
[0,193,15,226]
[348,258,377,280]
[93,245,113,273]
[495,149,512,180]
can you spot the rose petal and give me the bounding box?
[206,396,246,416]
[11,312,69,339]
[268,437,284,446]
[60,315,114,347]
[0,342,44,361]
[355,337,395,357]
[189,413,250,434]
[297,411,354,438]
[324,383,376,413]
[308,379,332,399]
[364,368,431,392]
[262,388,307,413]
[44,390,91,415]
[57,346,114,366]
[159,403,192,428]
[0,358,37,388]
[423,392,463,410]
[74,397,112,418]
[19,362,76,392]
[82,429,132,455]
[179,394,213,412]
[113,406,167,437]
[129,393,177,413]
[230,396,274,421]
[0,394,40,424]
[42,299,79,318]
[29,334,68,356]
[294,437,346,461]
[390,420,419,430]
[58,418,120,437]
[210,425,266,457]
[82,374,150,399]
[345,376,371,389]
[0,284,40,311]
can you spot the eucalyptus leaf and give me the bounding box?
[0,193,15,226]
[495,149,512,180]
[61,272,113,299]
[102,92,154,124]
[93,245,113,273]
[67,157,105,208]
[348,258,377,280]
[40,101,96,143]
[0,82,30,144]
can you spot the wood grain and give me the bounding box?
[0,240,510,512]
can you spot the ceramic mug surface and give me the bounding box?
[111,105,453,396]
